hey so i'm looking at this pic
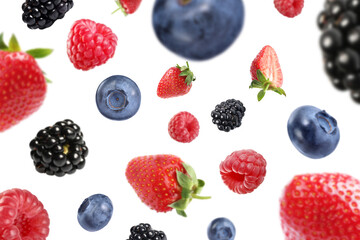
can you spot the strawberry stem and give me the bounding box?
[176,61,196,86]
[191,194,211,200]
[250,70,286,101]
[113,0,128,16]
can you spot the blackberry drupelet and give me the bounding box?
[22,0,74,30]
[127,223,167,240]
[29,119,88,177]
[211,99,246,132]
[318,0,360,103]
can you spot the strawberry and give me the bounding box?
[125,154,210,217]
[249,45,285,101]
[0,33,52,132]
[274,0,304,18]
[280,173,360,240]
[113,0,142,15]
[157,61,195,98]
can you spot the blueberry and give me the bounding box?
[207,217,235,240]
[287,106,340,159]
[77,194,113,232]
[152,0,244,60]
[96,75,141,121]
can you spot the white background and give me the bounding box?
[1,0,360,239]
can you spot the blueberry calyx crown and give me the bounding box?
[106,89,128,111]
[249,70,286,101]
[178,0,192,6]
[316,110,338,134]
[169,162,211,217]
[176,61,196,85]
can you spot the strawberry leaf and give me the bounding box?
[182,162,197,183]
[169,198,190,211]
[249,80,263,89]
[256,70,267,83]
[176,61,196,85]
[257,90,266,101]
[194,179,205,194]
[272,87,286,96]
[176,210,187,217]
[0,33,8,50]
[8,34,20,52]
[26,48,53,59]
[45,77,52,83]
[176,171,193,189]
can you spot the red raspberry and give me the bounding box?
[67,19,118,71]
[168,111,199,143]
[220,149,267,194]
[274,0,304,18]
[0,189,50,240]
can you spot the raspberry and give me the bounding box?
[0,189,50,240]
[67,19,118,71]
[274,0,304,18]
[168,111,199,143]
[220,150,267,194]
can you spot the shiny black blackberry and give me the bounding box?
[211,99,246,132]
[318,0,360,103]
[22,0,74,30]
[127,223,167,240]
[29,119,88,177]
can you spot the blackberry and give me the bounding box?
[318,0,360,103]
[211,99,246,132]
[29,119,88,177]
[127,223,167,240]
[22,0,74,30]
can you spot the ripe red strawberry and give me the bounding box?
[249,45,285,101]
[126,154,210,217]
[220,150,267,194]
[67,19,118,71]
[0,188,50,239]
[113,0,142,15]
[168,111,200,143]
[0,33,52,132]
[157,61,195,98]
[274,0,304,18]
[280,173,360,240]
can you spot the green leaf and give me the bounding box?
[179,70,190,76]
[181,188,192,199]
[256,70,267,83]
[26,48,53,58]
[182,162,197,183]
[194,179,205,194]
[176,209,187,217]
[249,80,263,89]
[8,34,20,52]
[272,87,286,96]
[0,33,8,50]
[169,198,189,210]
[45,77,52,83]
[176,171,193,189]
[257,90,266,101]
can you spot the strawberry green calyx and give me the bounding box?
[249,70,286,101]
[113,0,128,16]
[0,33,53,82]
[0,33,53,58]
[169,162,211,217]
[176,61,196,86]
